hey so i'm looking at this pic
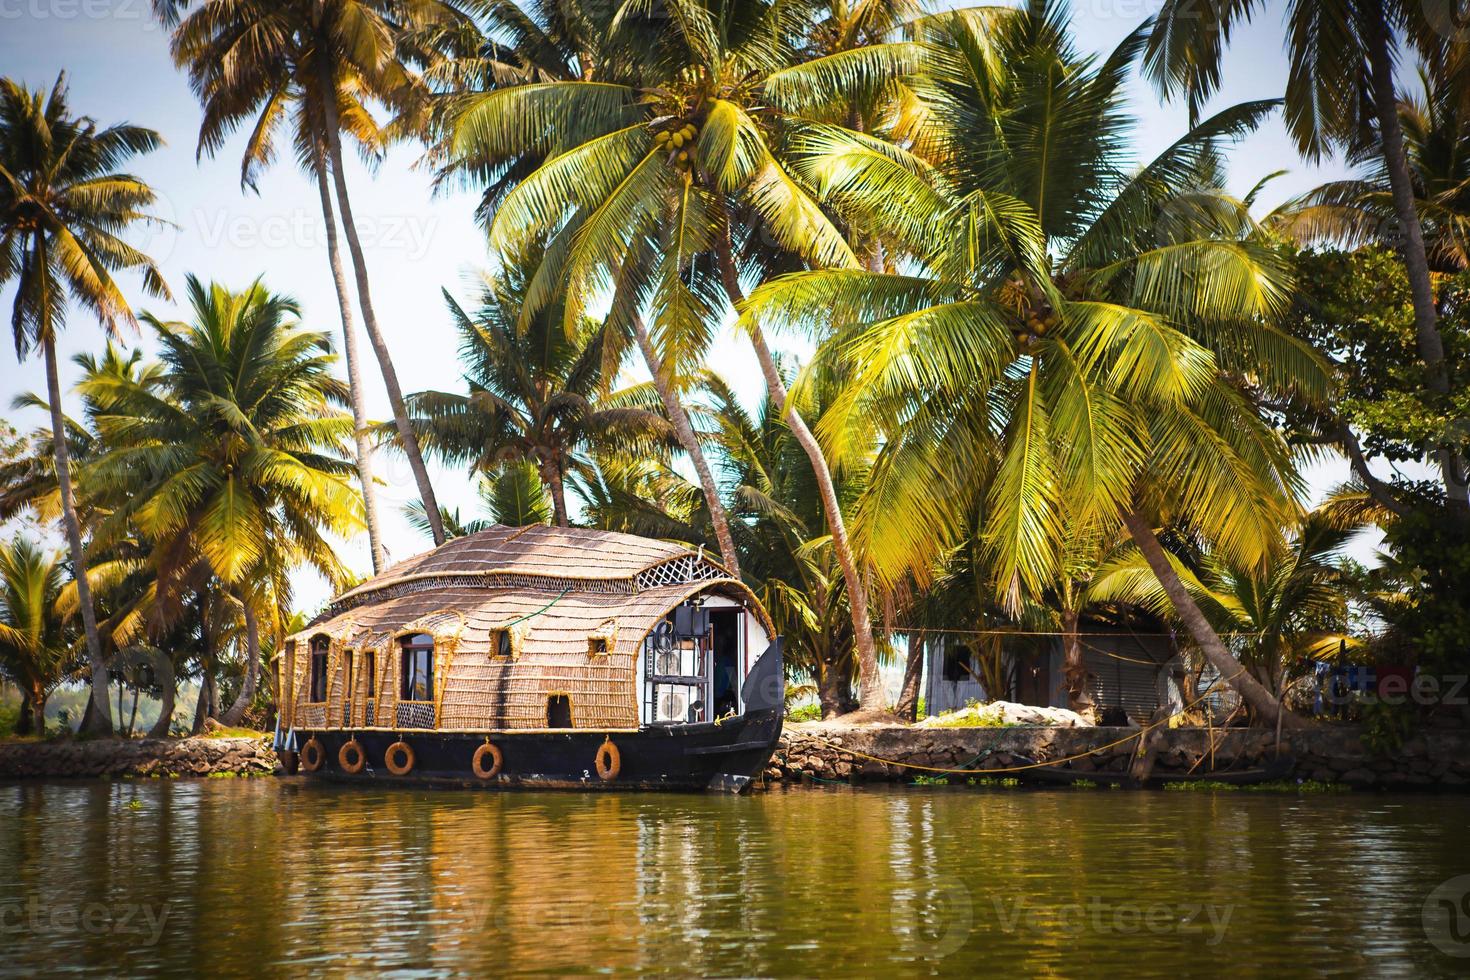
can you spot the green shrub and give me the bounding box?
[785,703,821,722]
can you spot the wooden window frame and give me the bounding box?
[399,633,435,703]
[307,636,330,704]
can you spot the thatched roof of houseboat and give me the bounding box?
[327,524,734,616]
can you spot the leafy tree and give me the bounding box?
[402,259,675,526]
[0,74,170,733]
[162,0,475,551]
[0,537,72,736]
[445,0,920,710]
[706,366,876,717]
[80,276,361,726]
[403,462,553,540]
[745,3,1325,726]
[1144,0,1470,508]
[1282,247,1470,516]
[1093,504,1365,718]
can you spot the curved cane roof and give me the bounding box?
[324,524,734,618]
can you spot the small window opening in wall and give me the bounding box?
[546,694,572,728]
[942,643,973,683]
[588,636,610,656]
[492,629,512,658]
[309,636,330,702]
[364,650,376,698]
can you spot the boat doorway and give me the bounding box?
[710,609,740,717]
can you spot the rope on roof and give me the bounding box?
[500,586,573,629]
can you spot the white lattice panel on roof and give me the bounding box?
[634,556,727,591]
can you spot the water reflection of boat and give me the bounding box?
[274,525,783,792]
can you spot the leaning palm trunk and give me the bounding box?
[717,242,884,712]
[1121,511,1305,729]
[749,324,884,712]
[894,631,925,721]
[630,314,741,577]
[1363,7,1469,509]
[316,67,447,545]
[221,598,260,727]
[44,333,111,734]
[312,141,386,572]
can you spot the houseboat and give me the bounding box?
[274,524,783,792]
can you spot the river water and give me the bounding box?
[2,779,1467,976]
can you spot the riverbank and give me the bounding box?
[0,734,277,779]
[4,723,1468,788]
[767,722,1470,789]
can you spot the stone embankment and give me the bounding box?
[0,735,278,779]
[767,722,1470,789]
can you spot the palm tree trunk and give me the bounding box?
[222,598,260,727]
[312,141,386,572]
[715,241,884,712]
[16,687,33,736]
[546,463,569,527]
[127,686,140,736]
[1121,510,1306,729]
[1364,8,1469,508]
[43,333,111,734]
[1061,607,1097,721]
[630,313,741,576]
[894,631,925,721]
[148,656,174,738]
[190,672,207,735]
[316,65,447,544]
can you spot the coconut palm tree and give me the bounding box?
[445,0,923,710]
[1276,71,1470,276]
[1092,503,1366,719]
[0,537,72,736]
[1142,0,1469,509]
[162,0,475,550]
[404,461,553,540]
[429,0,749,578]
[80,276,361,726]
[699,364,879,716]
[743,3,1328,727]
[401,258,675,527]
[0,74,171,733]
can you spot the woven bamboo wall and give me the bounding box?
[286,580,767,732]
[283,526,773,733]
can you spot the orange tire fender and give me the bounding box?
[300,736,324,772]
[338,738,366,774]
[385,740,415,776]
[471,741,504,780]
[595,737,621,782]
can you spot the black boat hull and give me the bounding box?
[294,707,783,793]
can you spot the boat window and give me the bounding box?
[546,694,572,728]
[491,629,512,659]
[942,643,973,683]
[400,633,434,701]
[588,636,610,656]
[309,636,329,703]
[364,650,376,698]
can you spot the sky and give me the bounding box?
[0,0,1377,613]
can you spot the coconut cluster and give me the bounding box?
[653,121,700,168]
[1013,305,1059,349]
